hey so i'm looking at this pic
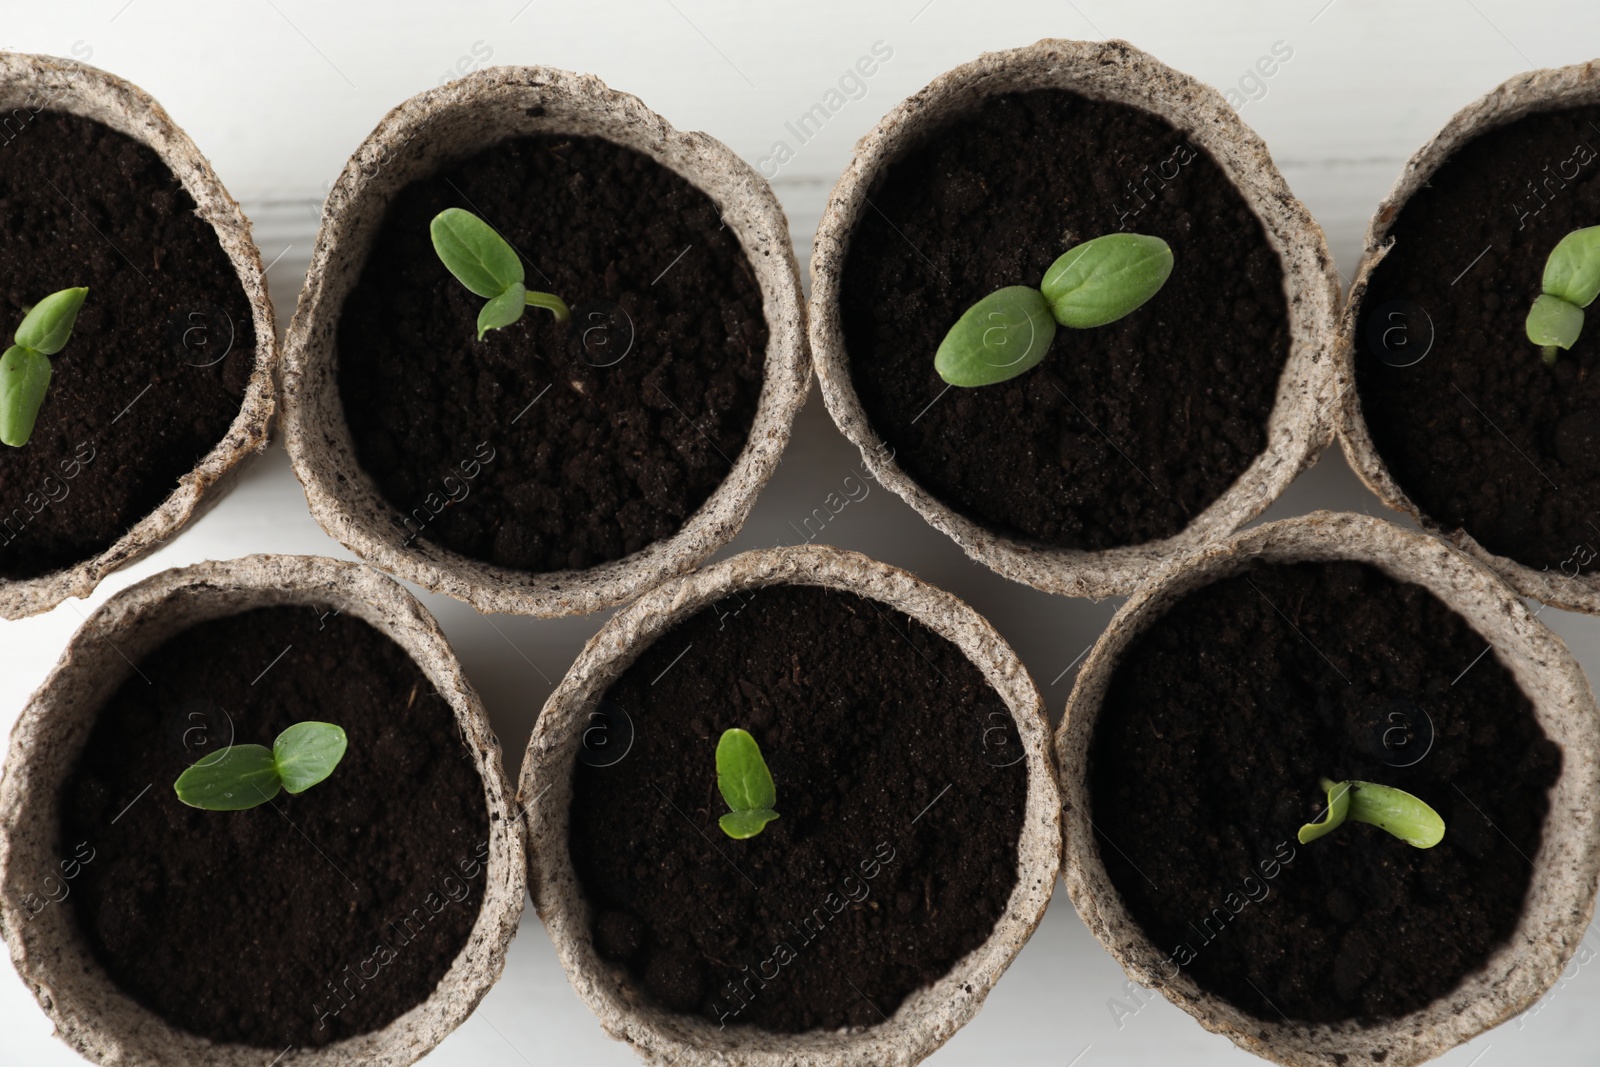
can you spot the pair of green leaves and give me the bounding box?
[0,288,88,447]
[1527,225,1600,364]
[1297,778,1445,849]
[716,727,779,839]
[430,207,570,339]
[935,233,1174,387]
[173,721,348,811]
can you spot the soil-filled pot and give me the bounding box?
[0,555,524,1066]
[1340,59,1600,614]
[810,39,1339,599]
[0,53,276,620]
[284,66,808,618]
[520,544,1060,1066]
[1058,511,1600,1067]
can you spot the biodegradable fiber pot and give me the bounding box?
[0,555,525,1067]
[1058,512,1600,1067]
[283,66,808,618]
[1339,59,1600,614]
[0,53,276,620]
[520,544,1061,1067]
[810,38,1341,599]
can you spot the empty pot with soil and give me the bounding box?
[520,544,1060,1066]
[0,53,276,619]
[1340,58,1600,613]
[809,38,1340,599]
[1058,511,1600,1067]
[284,66,808,618]
[0,555,524,1067]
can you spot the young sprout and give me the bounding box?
[1526,225,1600,365]
[0,287,89,447]
[935,233,1173,387]
[430,207,569,340]
[1297,777,1445,849]
[174,721,348,811]
[715,727,779,839]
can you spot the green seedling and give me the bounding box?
[174,721,348,811]
[1297,777,1445,849]
[0,287,89,447]
[716,727,779,839]
[430,207,570,340]
[1526,225,1600,364]
[935,233,1173,387]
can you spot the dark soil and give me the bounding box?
[0,110,255,579]
[568,584,1027,1032]
[1358,105,1600,571]
[60,606,490,1048]
[840,89,1291,551]
[1088,560,1559,1023]
[337,133,767,573]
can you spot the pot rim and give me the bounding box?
[282,64,810,618]
[1056,510,1600,1067]
[1336,57,1600,614]
[519,543,1062,1067]
[808,37,1342,600]
[0,52,278,620]
[0,554,526,1067]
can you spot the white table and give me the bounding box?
[2,2,1597,1064]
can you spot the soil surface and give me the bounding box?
[0,110,255,579]
[569,584,1027,1032]
[1088,560,1559,1023]
[337,133,767,573]
[1358,105,1600,572]
[840,89,1290,550]
[60,606,489,1048]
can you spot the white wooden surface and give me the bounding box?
[1,2,1598,1064]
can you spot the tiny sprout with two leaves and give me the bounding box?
[0,287,89,447]
[174,721,348,811]
[430,207,570,340]
[1297,777,1445,849]
[716,727,779,839]
[935,233,1174,388]
[1526,225,1600,365]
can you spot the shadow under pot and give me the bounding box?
[809,38,1339,599]
[1342,59,1600,613]
[521,545,1060,1066]
[1058,512,1600,1067]
[284,65,808,618]
[0,53,276,619]
[0,555,524,1067]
